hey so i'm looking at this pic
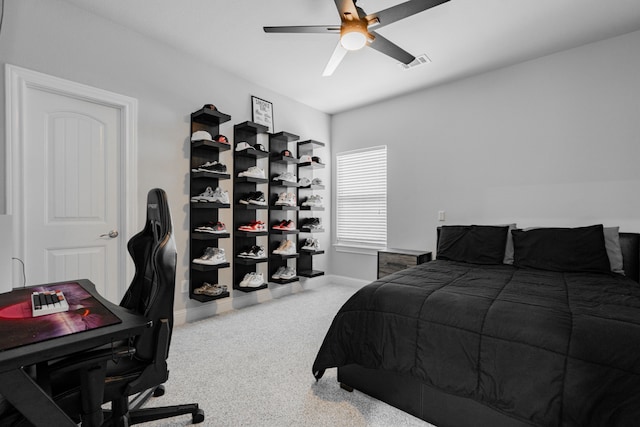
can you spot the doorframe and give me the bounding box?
[5,64,138,298]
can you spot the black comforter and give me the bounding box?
[312,260,640,426]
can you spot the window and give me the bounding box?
[336,146,387,250]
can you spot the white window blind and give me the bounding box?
[336,146,387,248]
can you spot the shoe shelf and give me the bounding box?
[191,202,231,209]
[236,176,268,184]
[235,230,268,237]
[300,249,325,255]
[270,228,300,235]
[233,121,270,292]
[268,131,301,285]
[235,204,268,210]
[235,257,268,265]
[189,107,232,302]
[191,232,231,240]
[297,139,326,279]
[192,171,231,180]
[191,262,231,272]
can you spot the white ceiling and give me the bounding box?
[61,0,640,114]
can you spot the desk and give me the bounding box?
[0,279,149,426]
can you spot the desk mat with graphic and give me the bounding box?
[0,282,121,352]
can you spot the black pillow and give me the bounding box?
[511,225,611,273]
[436,225,509,265]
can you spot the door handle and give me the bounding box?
[100,230,119,238]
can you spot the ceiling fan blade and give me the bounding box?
[334,0,359,20]
[264,25,340,34]
[366,0,450,29]
[322,42,349,76]
[368,31,415,64]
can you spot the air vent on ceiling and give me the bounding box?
[398,54,432,71]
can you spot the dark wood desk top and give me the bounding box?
[0,279,149,371]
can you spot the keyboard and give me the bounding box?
[31,290,70,317]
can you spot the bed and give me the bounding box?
[312,224,640,427]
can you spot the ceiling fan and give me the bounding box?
[264,0,450,76]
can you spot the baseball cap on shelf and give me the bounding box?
[213,134,229,144]
[203,104,217,111]
[281,150,292,157]
[312,156,322,164]
[235,141,255,152]
[255,144,268,153]
[299,154,312,163]
[191,130,214,142]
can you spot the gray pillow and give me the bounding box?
[603,226,624,275]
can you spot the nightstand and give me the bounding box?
[377,248,432,279]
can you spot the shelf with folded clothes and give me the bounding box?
[189,105,233,301]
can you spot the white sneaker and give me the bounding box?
[239,272,254,287]
[298,177,311,187]
[272,266,286,280]
[238,166,265,179]
[279,267,296,280]
[211,187,230,204]
[193,247,226,265]
[273,172,296,183]
[247,272,264,287]
[191,186,216,202]
[302,195,322,207]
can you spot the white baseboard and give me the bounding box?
[325,274,370,288]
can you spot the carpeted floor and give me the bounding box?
[139,281,432,426]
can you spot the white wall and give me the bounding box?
[0,0,330,316]
[330,29,640,281]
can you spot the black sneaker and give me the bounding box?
[248,191,266,206]
[239,192,256,205]
[194,161,227,174]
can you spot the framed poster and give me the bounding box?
[251,96,274,133]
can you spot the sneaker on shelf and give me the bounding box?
[273,171,297,183]
[246,246,266,259]
[272,219,295,230]
[193,247,227,265]
[248,191,266,206]
[238,166,265,179]
[272,266,286,280]
[302,238,320,251]
[303,218,321,230]
[311,178,323,186]
[239,272,254,286]
[239,192,254,205]
[238,221,266,232]
[191,186,216,202]
[299,154,312,163]
[279,267,296,280]
[211,187,230,204]
[192,160,227,175]
[274,192,296,207]
[298,177,311,187]
[302,195,323,207]
[193,282,227,296]
[273,240,295,255]
[194,221,227,234]
[247,272,265,287]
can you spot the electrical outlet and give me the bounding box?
[438,211,446,222]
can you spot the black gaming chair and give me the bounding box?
[43,188,204,426]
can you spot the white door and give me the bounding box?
[6,65,138,303]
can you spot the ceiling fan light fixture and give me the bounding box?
[340,29,367,50]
